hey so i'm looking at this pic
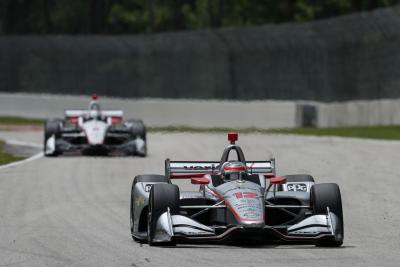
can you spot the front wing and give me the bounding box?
[45,134,146,156]
[150,208,342,244]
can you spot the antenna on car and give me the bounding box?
[228,132,238,145]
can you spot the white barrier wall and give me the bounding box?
[0,93,297,128]
[317,99,400,127]
[1,93,399,128]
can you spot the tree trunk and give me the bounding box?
[3,0,18,34]
[208,0,224,28]
[42,0,52,33]
[147,0,155,32]
[90,0,111,33]
[172,0,184,30]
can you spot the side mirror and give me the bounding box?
[270,177,287,185]
[191,177,209,185]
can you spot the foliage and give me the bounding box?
[0,0,399,34]
[0,116,44,125]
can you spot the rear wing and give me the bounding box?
[165,159,276,179]
[64,110,123,118]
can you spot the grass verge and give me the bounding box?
[266,126,400,140]
[1,116,399,141]
[0,140,24,165]
[148,125,400,140]
[0,116,44,125]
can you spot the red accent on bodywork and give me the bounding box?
[92,93,98,100]
[224,166,247,171]
[111,117,122,124]
[68,117,79,124]
[228,132,238,144]
[270,177,287,184]
[234,192,257,199]
[191,177,209,185]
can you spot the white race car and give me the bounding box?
[44,95,147,157]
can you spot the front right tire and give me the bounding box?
[147,183,179,246]
[311,183,344,247]
[130,175,170,241]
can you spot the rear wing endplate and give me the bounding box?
[165,159,276,179]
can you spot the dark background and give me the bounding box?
[1,0,399,34]
[1,1,400,101]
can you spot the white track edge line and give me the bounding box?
[0,140,43,170]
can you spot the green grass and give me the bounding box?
[147,126,264,133]
[0,116,44,125]
[148,125,400,140]
[0,140,24,165]
[266,126,400,140]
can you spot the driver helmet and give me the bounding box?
[221,161,248,181]
[89,109,99,119]
[88,102,101,119]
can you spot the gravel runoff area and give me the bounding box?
[0,130,399,266]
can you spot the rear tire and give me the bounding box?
[147,183,179,246]
[126,119,146,141]
[44,118,63,157]
[130,175,169,241]
[126,119,147,157]
[311,183,344,247]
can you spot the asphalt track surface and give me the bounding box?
[0,131,399,266]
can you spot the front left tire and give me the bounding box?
[311,183,344,247]
[44,118,63,157]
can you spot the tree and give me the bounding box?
[90,0,112,33]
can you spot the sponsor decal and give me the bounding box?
[183,164,217,170]
[144,184,152,192]
[135,196,145,206]
[287,183,307,192]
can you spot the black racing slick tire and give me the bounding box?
[311,183,344,247]
[44,118,63,157]
[130,175,170,241]
[147,183,179,246]
[126,119,146,141]
[284,174,315,183]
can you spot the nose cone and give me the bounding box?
[216,183,265,228]
[82,120,107,145]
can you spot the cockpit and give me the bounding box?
[221,161,248,181]
[85,101,105,121]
